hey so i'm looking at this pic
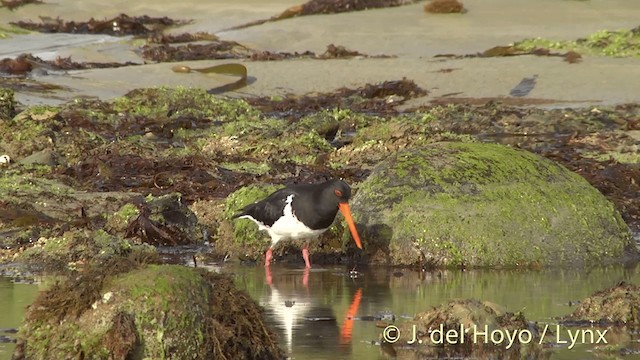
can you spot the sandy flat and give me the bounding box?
[1,0,639,107]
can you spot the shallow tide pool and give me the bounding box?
[1,262,639,359]
[227,263,640,360]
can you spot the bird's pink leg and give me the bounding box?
[265,248,273,267]
[302,245,311,269]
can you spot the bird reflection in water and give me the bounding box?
[262,266,363,357]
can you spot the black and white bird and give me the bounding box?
[233,179,363,268]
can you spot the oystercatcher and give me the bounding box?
[233,179,363,267]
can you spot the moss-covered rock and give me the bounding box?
[104,193,211,246]
[392,299,546,359]
[0,105,60,159]
[216,184,282,259]
[106,203,141,234]
[12,263,284,360]
[0,169,143,248]
[562,281,640,326]
[350,142,636,267]
[16,229,156,271]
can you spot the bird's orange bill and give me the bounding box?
[339,202,363,249]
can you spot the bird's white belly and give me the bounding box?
[270,214,326,240]
[269,194,326,242]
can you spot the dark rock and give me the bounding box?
[393,299,546,359]
[561,281,640,326]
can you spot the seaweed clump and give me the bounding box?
[561,281,640,326]
[393,299,544,359]
[424,0,465,13]
[11,13,184,36]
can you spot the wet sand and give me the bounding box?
[1,0,640,106]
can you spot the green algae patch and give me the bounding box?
[13,263,283,360]
[0,87,16,120]
[0,25,29,39]
[350,142,636,267]
[111,86,261,123]
[17,229,155,272]
[514,27,640,57]
[0,87,264,166]
[0,105,60,158]
[219,184,282,254]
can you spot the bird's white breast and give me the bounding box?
[269,195,326,241]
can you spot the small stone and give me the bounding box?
[18,149,57,167]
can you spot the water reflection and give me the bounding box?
[260,266,362,358]
[0,276,40,360]
[230,263,640,360]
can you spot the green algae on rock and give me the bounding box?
[217,184,283,258]
[350,142,636,267]
[0,87,16,120]
[514,26,640,58]
[393,299,545,359]
[0,169,143,246]
[12,264,283,360]
[16,229,157,272]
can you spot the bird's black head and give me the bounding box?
[326,179,352,204]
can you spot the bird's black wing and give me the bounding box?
[232,188,295,227]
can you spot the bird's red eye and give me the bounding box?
[335,189,343,197]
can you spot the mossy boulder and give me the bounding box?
[562,281,640,326]
[350,142,636,267]
[0,171,143,223]
[393,299,545,359]
[221,183,283,248]
[216,183,282,260]
[13,264,284,360]
[0,170,143,250]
